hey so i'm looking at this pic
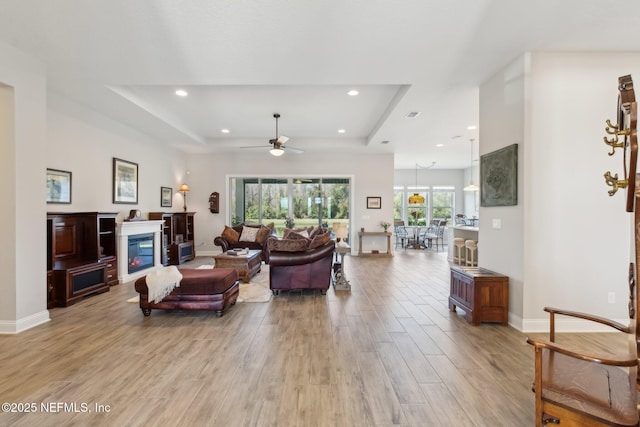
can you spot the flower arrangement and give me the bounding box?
[380,221,391,231]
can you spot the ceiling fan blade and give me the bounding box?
[277,135,290,144]
[283,145,304,154]
[240,145,268,149]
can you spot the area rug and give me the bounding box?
[127,265,272,303]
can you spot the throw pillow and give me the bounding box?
[256,225,272,244]
[309,226,324,238]
[268,238,310,252]
[221,226,240,243]
[309,231,331,249]
[286,230,309,240]
[239,226,259,242]
[283,227,314,239]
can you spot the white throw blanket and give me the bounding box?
[145,266,183,303]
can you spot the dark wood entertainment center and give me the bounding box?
[47,212,118,307]
[148,212,195,265]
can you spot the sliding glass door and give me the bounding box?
[230,177,351,238]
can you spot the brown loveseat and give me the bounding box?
[213,223,275,262]
[267,227,335,295]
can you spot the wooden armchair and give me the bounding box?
[526,75,640,426]
[526,306,638,426]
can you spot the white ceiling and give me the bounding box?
[2,0,640,169]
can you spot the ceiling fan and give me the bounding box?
[242,113,304,156]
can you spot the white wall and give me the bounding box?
[47,94,188,217]
[522,52,640,331]
[481,52,640,332]
[0,43,49,333]
[479,55,527,328]
[186,151,395,256]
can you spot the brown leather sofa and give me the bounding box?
[213,223,275,262]
[268,239,335,295]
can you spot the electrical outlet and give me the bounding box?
[608,292,615,304]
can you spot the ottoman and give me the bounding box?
[134,268,239,317]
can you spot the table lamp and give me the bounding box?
[179,184,190,212]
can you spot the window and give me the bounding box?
[432,187,455,223]
[395,186,455,226]
[230,177,351,237]
[393,188,404,222]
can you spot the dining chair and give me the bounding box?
[424,223,446,251]
[394,223,409,249]
[455,214,468,226]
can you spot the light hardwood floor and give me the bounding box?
[0,249,623,426]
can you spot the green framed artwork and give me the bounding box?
[480,144,518,207]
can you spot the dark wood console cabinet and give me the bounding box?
[449,266,509,325]
[47,212,119,307]
[149,212,195,265]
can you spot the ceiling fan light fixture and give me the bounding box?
[270,147,285,156]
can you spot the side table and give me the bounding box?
[333,244,351,291]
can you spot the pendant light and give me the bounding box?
[408,162,425,205]
[464,139,479,192]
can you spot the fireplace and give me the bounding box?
[128,233,154,274]
[117,220,164,283]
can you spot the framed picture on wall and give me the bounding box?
[46,168,72,204]
[367,196,381,209]
[113,158,138,204]
[161,186,172,207]
[480,144,518,207]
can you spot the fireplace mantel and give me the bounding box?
[117,220,164,283]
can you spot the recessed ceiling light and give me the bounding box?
[406,112,420,118]
[221,129,230,134]
[338,129,346,134]
[436,143,444,147]
[347,90,359,96]
[175,89,188,97]
[467,125,477,130]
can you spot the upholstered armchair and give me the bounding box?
[267,230,335,295]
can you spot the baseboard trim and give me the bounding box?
[521,317,628,334]
[0,310,50,334]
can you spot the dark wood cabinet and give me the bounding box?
[149,212,195,265]
[449,266,509,325]
[53,260,109,307]
[47,212,119,307]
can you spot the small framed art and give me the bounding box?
[161,186,172,207]
[367,196,381,209]
[46,168,72,204]
[113,158,138,204]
